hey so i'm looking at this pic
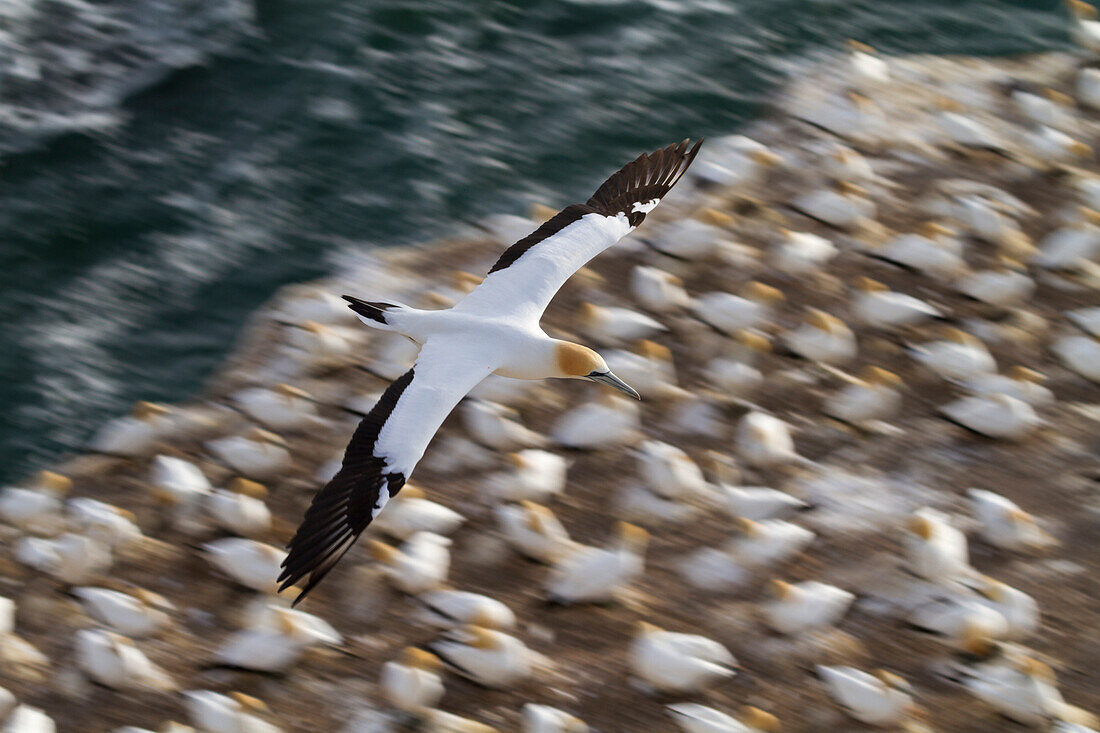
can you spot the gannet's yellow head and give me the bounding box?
[907,515,934,540]
[919,221,953,239]
[846,38,876,54]
[1071,0,1100,20]
[230,691,269,713]
[861,365,903,388]
[228,477,268,499]
[401,646,443,671]
[740,281,786,305]
[131,401,170,421]
[767,578,795,601]
[1008,365,1046,383]
[554,342,640,399]
[740,706,781,733]
[615,521,649,552]
[874,669,913,693]
[856,276,890,293]
[36,470,72,495]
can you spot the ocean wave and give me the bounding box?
[0,0,256,153]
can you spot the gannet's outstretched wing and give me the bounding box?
[455,139,702,320]
[278,336,493,604]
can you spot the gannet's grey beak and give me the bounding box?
[586,370,641,400]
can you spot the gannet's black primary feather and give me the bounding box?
[278,368,414,604]
[486,139,703,275]
[585,138,703,226]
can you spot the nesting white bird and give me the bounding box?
[968,489,1054,551]
[380,647,444,714]
[488,449,570,503]
[635,440,706,499]
[204,428,291,480]
[782,308,857,364]
[722,518,815,568]
[1053,334,1100,382]
[0,470,69,533]
[762,579,853,635]
[770,229,837,275]
[630,265,689,312]
[1023,125,1092,165]
[853,278,943,329]
[420,708,498,732]
[868,222,965,280]
[427,625,539,688]
[937,103,1005,153]
[1067,306,1100,336]
[521,704,588,733]
[414,589,516,630]
[963,367,1053,408]
[645,217,728,259]
[545,521,648,604]
[666,704,779,733]
[370,485,464,540]
[14,533,111,584]
[906,594,1010,645]
[846,39,889,85]
[719,485,809,521]
[284,321,356,364]
[959,657,1088,728]
[967,576,1040,640]
[67,497,142,549]
[689,134,780,189]
[1078,66,1100,108]
[955,262,1036,307]
[939,394,1041,440]
[495,501,575,564]
[1033,210,1100,269]
[214,605,340,672]
[550,393,641,449]
[88,401,175,456]
[75,628,174,691]
[230,384,322,431]
[462,400,546,451]
[816,666,916,726]
[824,365,904,426]
[791,182,876,229]
[816,141,874,183]
[701,330,770,398]
[3,705,55,733]
[149,454,212,510]
[370,532,451,595]
[603,340,679,399]
[736,412,799,468]
[202,538,287,593]
[576,302,667,345]
[205,478,272,536]
[74,587,173,638]
[183,690,281,733]
[905,509,970,582]
[692,282,785,334]
[275,142,703,604]
[909,328,996,381]
[1013,87,1076,129]
[630,621,737,694]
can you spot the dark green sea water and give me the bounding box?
[0,0,1075,482]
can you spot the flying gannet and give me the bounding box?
[278,139,702,602]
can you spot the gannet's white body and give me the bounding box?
[279,140,703,603]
